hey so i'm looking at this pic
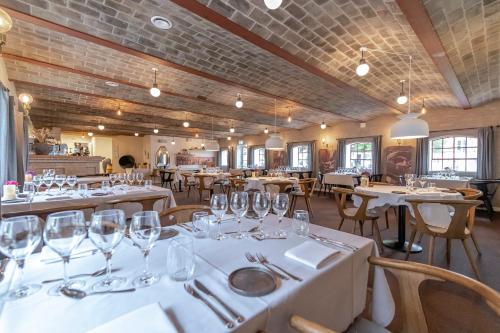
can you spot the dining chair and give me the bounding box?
[227,177,246,197]
[331,187,384,253]
[290,256,500,333]
[159,204,211,226]
[456,188,483,254]
[289,178,317,218]
[369,173,384,182]
[405,199,482,279]
[160,170,177,190]
[181,173,197,198]
[263,180,294,194]
[106,194,169,213]
[193,174,215,202]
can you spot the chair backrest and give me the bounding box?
[160,171,174,182]
[368,256,500,333]
[456,187,482,200]
[106,194,169,212]
[331,187,378,220]
[230,177,246,191]
[159,205,211,226]
[193,174,215,190]
[298,178,317,197]
[369,173,384,182]
[406,199,482,238]
[1,203,99,222]
[264,181,294,193]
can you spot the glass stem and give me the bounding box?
[259,217,263,233]
[62,256,69,286]
[143,249,150,274]
[105,252,112,280]
[217,218,222,236]
[15,259,26,291]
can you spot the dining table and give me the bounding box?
[421,176,472,189]
[0,215,394,333]
[323,173,359,188]
[245,177,299,192]
[354,185,463,253]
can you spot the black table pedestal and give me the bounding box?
[383,205,422,253]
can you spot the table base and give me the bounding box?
[383,239,422,253]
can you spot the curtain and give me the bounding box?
[372,135,382,174]
[415,137,429,176]
[22,114,30,175]
[310,140,317,177]
[336,138,346,169]
[477,127,495,179]
[0,88,18,195]
[286,143,293,166]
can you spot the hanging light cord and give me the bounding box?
[274,98,277,133]
[407,56,412,114]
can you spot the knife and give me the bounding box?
[310,233,359,251]
[184,284,235,328]
[194,279,244,323]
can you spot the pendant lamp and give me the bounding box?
[265,99,285,150]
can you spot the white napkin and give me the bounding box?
[40,239,96,261]
[285,241,339,269]
[86,303,176,333]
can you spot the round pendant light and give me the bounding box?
[97,124,105,131]
[287,107,292,123]
[264,128,269,134]
[356,47,370,77]
[235,93,243,108]
[153,128,159,134]
[134,132,139,137]
[195,133,199,138]
[150,68,161,97]
[320,121,327,130]
[182,112,190,128]
[397,80,408,105]
[390,113,429,139]
[265,99,285,150]
[87,132,94,137]
[420,98,427,114]
[227,136,231,141]
[229,120,235,133]
[264,0,282,10]
[171,137,176,145]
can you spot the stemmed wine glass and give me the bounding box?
[135,173,144,186]
[32,175,43,196]
[127,173,136,186]
[418,177,427,190]
[109,174,117,187]
[116,173,124,189]
[44,210,87,295]
[88,209,126,291]
[253,191,271,237]
[0,215,42,299]
[43,174,54,194]
[230,191,249,239]
[66,175,77,193]
[210,193,228,241]
[273,193,289,237]
[129,211,161,287]
[54,175,66,193]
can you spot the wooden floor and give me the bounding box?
[172,186,500,291]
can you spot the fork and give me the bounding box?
[255,253,302,282]
[245,252,288,280]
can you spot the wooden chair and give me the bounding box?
[332,187,384,253]
[290,178,317,218]
[405,199,482,279]
[227,177,246,197]
[181,173,197,198]
[160,170,177,190]
[369,173,384,182]
[106,194,169,213]
[193,174,215,202]
[159,204,211,226]
[456,188,483,254]
[263,180,294,194]
[369,182,396,229]
[290,256,500,333]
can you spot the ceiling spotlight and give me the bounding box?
[153,128,159,134]
[320,122,327,130]
[150,68,161,97]
[195,133,199,138]
[421,98,427,114]
[356,47,370,77]
[182,112,190,127]
[87,132,94,137]
[264,127,269,134]
[264,0,282,10]
[134,132,139,137]
[105,81,119,87]
[360,122,367,128]
[116,104,122,116]
[287,108,292,123]
[235,93,243,109]
[229,121,235,133]
[151,16,173,30]
[171,137,176,145]
[227,136,232,141]
[397,80,408,105]
[98,124,105,130]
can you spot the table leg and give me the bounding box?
[383,205,422,253]
[178,180,183,192]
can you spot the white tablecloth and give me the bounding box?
[421,177,470,189]
[245,177,299,193]
[0,216,393,333]
[323,173,358,187]
[77,176,109,184]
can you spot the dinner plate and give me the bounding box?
[228,267,277,297]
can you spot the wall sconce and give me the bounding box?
[18,93,33,113]
[321,137,329,148]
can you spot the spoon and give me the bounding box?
[60,287,136,299]
[225,226,259,235]
[41,267,120,284]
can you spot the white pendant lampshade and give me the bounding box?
[390,113,429,139]
[205,140,220,151]
[265,133,285,150]
[264,0,282,10]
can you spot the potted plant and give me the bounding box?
[31,128,52,155]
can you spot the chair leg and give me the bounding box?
[446,239,451,265]
[359,221,364,237]
[417,232,424,244]
[428,236,435,265]
[461,239,481,280]
[352,220,357,234]
[338,218,344,230]
[372,219,384,254]
[470,232,482,255]
[305,197,313,218]
[406,229,417,260]
[384,210,389,229]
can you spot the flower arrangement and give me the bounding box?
[5,180,18,185]
[31,127,52,143]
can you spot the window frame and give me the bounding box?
[236,144,248,169]
[428,135,478,175]
[252,146,266,168]
[219,148,229,167]
[345,141,373,171]
[290,144,311,169]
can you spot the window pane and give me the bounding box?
[432,148,442,159]
[466,159,477,172]
[454,159,466,172]
[443,137,454,148]
[431,159,442,171]
[455,137,467,149]
[432,139,443,149]
[467,147,477,158]
[467,137,478,147]
[442,148,454,159]
[442,159,454,169]
[455,146,466,158]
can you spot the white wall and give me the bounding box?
[149,135,215,168]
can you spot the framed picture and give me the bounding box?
[384,145,413,184]
[319,148,336,173]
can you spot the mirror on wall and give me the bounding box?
[155,146,170,168]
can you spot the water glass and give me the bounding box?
[77,183,88,197]
[129,211,161,287]
[144,179,153,189]
[54,175,66,192]
[44,211,87,295]
[230,191,249,239]
[66,175,77,193]
[127,173,135,186]
[273,193,289,237]
[23,182,35,203]
[210,193,228,241]
[0,216,42,299]
[32,175,43,195]
[89,209,126,292]
[253,191,271,237]
[101,180,111,192]
[192,211,209,238]
[167,235,195,281]
[43,175,54,193]
[109,173,117,187]
[136,173,144,186]
[292,210,310,236]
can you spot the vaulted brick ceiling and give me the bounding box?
[0,0,497,137]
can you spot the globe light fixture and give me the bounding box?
[87,132,94,137]
[150,68,161,97]
[265,99,285,150]
[287,107,292,123]
[320,121,327,130]
[18,93,33,112]
[356,47,370,77]
[171,137,176,145]
[98,124,105,131]
[227,136,231,141]
[264,0,282,10]
[229,121,235,133]
[397,80,408,105]
[182,112,190,128]
[264,128,269,134]
[420,98,427,114]
[195,133,199,138]
[235,93,243,109]
[134,132,139,137]
[153,128,159,134]
[116,104,122,116]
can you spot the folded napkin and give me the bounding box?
[285,241,339,269]
[86,303,176,333]
[40,239,96,261]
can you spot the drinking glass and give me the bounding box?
[54,175,66,193]
[117,173,125,188]
[127,173,136,186]
[192,211,209,238]
[101,180,111,193]
[273,193,289,237]
[32,175,43,196]
[0,215,42,299]
[136,173,144,186]
[210,193,228,241]
[23,182,35,203]
[144,179,153,189]
[43,175,54,194]
[77,183,88,197]
[89,209,126,292]
[253,191,271,237]
[230,191,249,239]
[129,211,161,287]
[109,173,117,187]
[66,175,77,193]
[292,210,310,236]
[166,235,195,281]
[44,211,87,295]
[418,178,427,190]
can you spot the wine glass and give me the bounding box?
[54,175,66,193]
[230,191,249,239]
[109,173,117,187]
[88,209,126,291]
[66,175,77,193]
[129,211,161,287]
[43,175,54,194]
[44,210,87,295]
[23,182,35,204]
[0,215,42,299]
[253,191,271,237]
[418,177,427,190]
[135,173,144,186]
[77,183,88,197]
[32,175,43,196]
[210,193,228,241]
[273,193,289,237]
[116,173,125,189]
[127,173,135,186]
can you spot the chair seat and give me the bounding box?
[186,181,196,186]
[409,219,471,235]
[343,207,378,219]
[346,317,391,333]
[290,190,305,196]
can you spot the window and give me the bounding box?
[220,149,229,167]
[252,147,266,168]
[291,144,311,169]
[345,142,373,170]
[236,144,248,168]
[429,136,477,173]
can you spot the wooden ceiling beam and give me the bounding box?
[395,0,471,109]
[2,7,358,121]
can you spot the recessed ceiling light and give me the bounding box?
[105,81,119,87]
[151,16,173,30]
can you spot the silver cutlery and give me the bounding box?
[0,258,9,283]
[41,249,99,264]
[41,267,120,284]
[251,234,287,241]
[194,279,244,323]
[184,283,235,328]
[255,253,302,282]
[308,234,358,252]
[225,226,259,235]
[178,223,192,232]
[60,287,136,299]
[245,252,289,280]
